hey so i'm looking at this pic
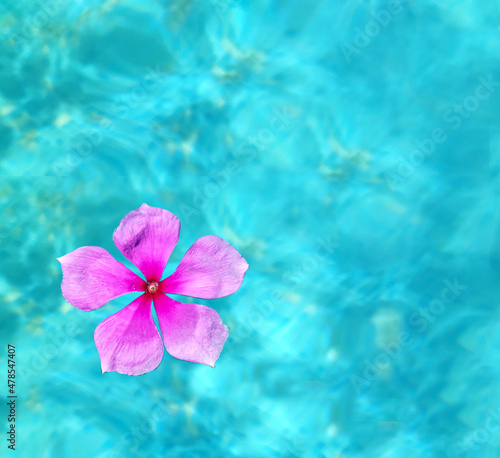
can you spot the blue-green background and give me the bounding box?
[1,0,500,456]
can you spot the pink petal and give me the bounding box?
[57,247,145,311]
[113,204,180,282]
[153,294,228,367]
[94,294,163,375]
[161,235,248,299]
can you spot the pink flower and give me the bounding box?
[57,204,248,375]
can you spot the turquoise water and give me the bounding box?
[1,0,500,456]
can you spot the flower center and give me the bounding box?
[147,282,159,293]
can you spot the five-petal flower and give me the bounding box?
[57,204,248,375]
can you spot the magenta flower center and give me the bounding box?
[147,282,159,293]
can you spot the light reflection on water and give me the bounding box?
[1,0,500,457]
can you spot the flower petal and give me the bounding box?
[94,294,163,375]
[153,294,228,367]
[113,204,180,282]
[161,235,248,299]
[58,247,145,311]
